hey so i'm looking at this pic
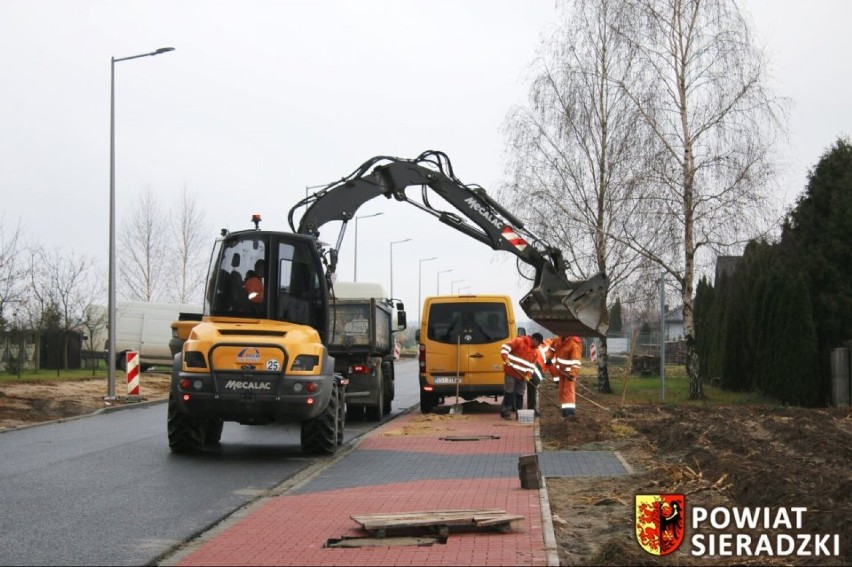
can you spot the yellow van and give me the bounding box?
[416,295,522,413]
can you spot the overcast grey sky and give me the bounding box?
[1,0,850,317]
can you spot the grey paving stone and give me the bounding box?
[292,449,628,494]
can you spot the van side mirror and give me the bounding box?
[517,327,526,336]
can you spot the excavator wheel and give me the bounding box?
[167,394,206,453]
[300,381,341,455]
[205,419,224,446]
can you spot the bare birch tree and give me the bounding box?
[0,218,25,333]
[502,0,654,392]
[618,0,786,398]
[167,185,208,304]
[119,188,168,301]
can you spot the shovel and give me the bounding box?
[449,333,463,415]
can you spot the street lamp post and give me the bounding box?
[451,279,464,294]
[108,46,175,400]
[418,257,437,320]
[389,238,412,298]
[437,269,452,295]
[353,212,383,281]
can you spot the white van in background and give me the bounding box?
[98,302,202,370]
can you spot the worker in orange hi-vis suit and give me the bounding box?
[543,335,583,418]
[499,333,544,419]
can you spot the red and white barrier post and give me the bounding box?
[126,351,140,397]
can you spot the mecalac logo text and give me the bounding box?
[463,197,504,229]
[636,494,686,556]
[224,380,271,390]
[236,347,261,363]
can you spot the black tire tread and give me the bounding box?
[300,382,341,455]
[167,394,205,453]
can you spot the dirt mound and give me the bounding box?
[536,378,852,565]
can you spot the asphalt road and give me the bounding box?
[0,359,420,566]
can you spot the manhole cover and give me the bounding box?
[326,536,441,548]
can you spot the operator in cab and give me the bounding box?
[244,259,266,304]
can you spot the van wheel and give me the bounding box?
[117,352,128,372]
[420,390,437,414]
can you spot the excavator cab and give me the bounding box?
[203,229,330,341]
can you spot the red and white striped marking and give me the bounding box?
[501,226,528,251]
[126,351,140,396]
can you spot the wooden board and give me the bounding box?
[350,509,524,538]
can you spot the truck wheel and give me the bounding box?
[336,385,346,446]
[365,366,384,422]
[382,362,393,415]
[382,391,392,416]
[347,405,365,422]
[420,390,437,414]
[300,381,341,455]
[167,394,205,453]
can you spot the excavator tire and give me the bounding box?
[168,394,206,453]
[365,365,384,422]
[300,381,341,455]
[206,419,224,446]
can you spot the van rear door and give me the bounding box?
[425,300,511,388]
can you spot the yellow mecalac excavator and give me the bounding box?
[168,150,607,455]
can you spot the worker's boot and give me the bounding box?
[500,395,513,419]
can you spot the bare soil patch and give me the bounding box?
[537,377,852,565]
[0,373,171,430]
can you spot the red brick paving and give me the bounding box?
[171,411,547,566]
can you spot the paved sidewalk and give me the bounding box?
[160,405,630,566]
[163,407,554,566]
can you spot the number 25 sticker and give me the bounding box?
[266,359,280,371]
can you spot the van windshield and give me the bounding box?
[427,302,509,344]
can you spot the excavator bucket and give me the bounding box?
[520,272,609,338]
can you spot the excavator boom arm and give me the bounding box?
[291,151,608,337]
